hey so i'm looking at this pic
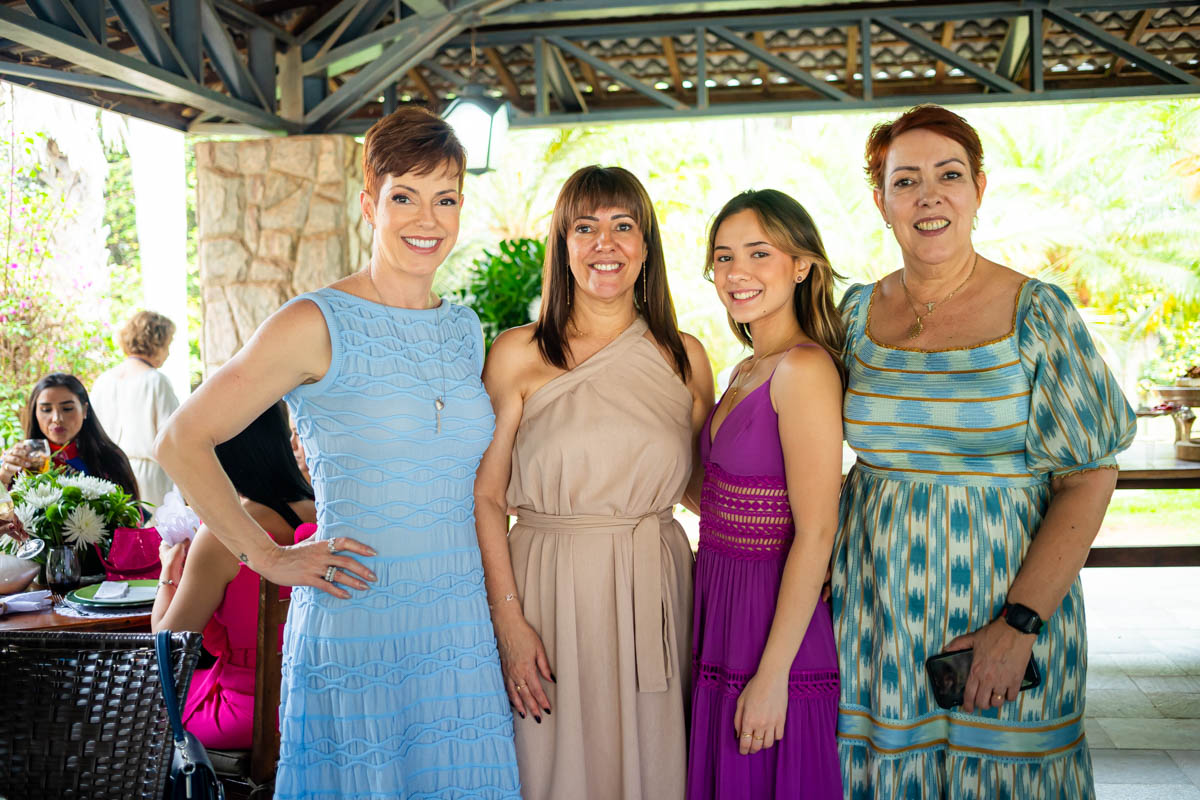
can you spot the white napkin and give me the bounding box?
[93,581,129,600]
[0,589,52,616]
[155,489,201,546]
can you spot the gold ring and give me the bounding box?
[753,734,764,741]
[741,733,752,739]
[516,683,526,691]
[993,692,1004,701]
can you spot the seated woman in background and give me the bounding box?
[151,400,316,750]
[0,373,139,500]
[91,310,181,507]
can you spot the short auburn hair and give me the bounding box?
[118,310,175,357]
[864,104,984,193]
[361,106,466,199]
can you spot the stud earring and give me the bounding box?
[885,221,892,229]
[972,215,979,231]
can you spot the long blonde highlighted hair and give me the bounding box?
[705,189,846,385]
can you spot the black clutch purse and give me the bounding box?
[156,630,225,800]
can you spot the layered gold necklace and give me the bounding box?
[899,253,979,340]
[727,344,795,402]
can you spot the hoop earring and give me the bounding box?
[885,222,892,229]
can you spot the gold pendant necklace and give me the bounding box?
[900,253,979,340]
[728,344,795,401]
[366,267,447,433]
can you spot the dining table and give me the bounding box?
[0,606,151,633]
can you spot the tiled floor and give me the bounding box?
[1084,567,1200,798]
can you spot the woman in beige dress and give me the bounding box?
[475,165,714,799]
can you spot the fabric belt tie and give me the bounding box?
[514,508,675,693]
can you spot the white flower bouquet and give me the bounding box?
[0,469,141,562]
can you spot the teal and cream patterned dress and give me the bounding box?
[833,278,1135,799]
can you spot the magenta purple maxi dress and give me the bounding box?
[687,349,843,800]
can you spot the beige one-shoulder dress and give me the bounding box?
[507,316,695,800]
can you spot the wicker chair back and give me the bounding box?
[0,630,203,799]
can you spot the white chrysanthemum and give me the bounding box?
[23,485,62,511]
[13,503,36,529]
[0,533,16,553]
[62,505,106,548]
[11,471,34,493]
[59,474,117,500]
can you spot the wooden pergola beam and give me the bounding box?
[933,20,954,82]
[484,46,521,102]
[1110,9,1155,76]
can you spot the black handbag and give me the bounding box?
[156,630,226,800]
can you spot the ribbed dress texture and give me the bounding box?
[834,279,1136,799]
[278,288,521,800]
[506,316,695,800]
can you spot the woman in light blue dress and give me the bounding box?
[157,107,520,799]
[833,105,1135,798]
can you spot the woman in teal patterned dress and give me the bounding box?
[157,108,520,798]
[833,104,1136,798]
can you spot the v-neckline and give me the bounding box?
[707,376,772,448]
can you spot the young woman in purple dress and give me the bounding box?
[686,190,845,799]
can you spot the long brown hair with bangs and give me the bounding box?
[704,190,847,385]
[533,166,691,382]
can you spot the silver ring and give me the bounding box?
[324,565,336,582]
[327,539,338,554]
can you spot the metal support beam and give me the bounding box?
[248,27,277,112]
[0,5,297,130]
[0,61,159,99]
[542,40,586,113]
[696,26,707,109]
[211,0,299,47]
[383,82,397,114]
[310,0,371,63]
[404,0,448,14]
[169,0,203,82]
[534,35,548,116]
[200,0,272,107]
[546,34,686,110]
[110,0,196,79]
[708,24,852,101]
[1110,9,1155,75]
[304,12,459,131]
[1029,8,1044,92]
[1041,4,1198,85]
[995,13,1031,83]
[419,58,465,89]
[26,0,91,42]
[303,16,424,76]
[874,15,1026,94]
[860,17,872,100]
[0,74,190,129]
[73,0,106,43]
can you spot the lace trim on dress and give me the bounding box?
[694,659,840,698]
[699,463,793,560]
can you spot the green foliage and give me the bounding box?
[102,140,143,315]
[2,469,140,558]
[449,238,545,348]
[0,126,115,445]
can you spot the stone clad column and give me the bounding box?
[195,135,370,374]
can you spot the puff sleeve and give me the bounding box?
[1020,281,1136,479]
[838,282,867,372]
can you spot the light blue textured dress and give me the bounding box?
[833,279,1135,799]
[277,288,521,800]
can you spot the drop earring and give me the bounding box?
[972,215,979,230]
[640,264,647,306]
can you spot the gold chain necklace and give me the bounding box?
[366,267,448,433]
[899,253,979,340]
[728,344,795,402]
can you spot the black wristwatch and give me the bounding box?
[1000,602,1044,635]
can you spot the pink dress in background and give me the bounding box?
[181,522,316,749]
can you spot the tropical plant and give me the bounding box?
[1,468,140,562]
[449,238,545,348]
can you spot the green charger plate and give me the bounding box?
[66,579,159,608]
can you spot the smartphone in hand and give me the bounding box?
[924,648,1041,709]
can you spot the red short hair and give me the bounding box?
[361,106,466,199]
[864,104,984,192]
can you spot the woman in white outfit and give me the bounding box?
[91,310,180,507]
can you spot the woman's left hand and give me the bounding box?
[0,516,29,543]
[734,669,789,755]
[945,618,1036,713]
[158,540,188,585]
